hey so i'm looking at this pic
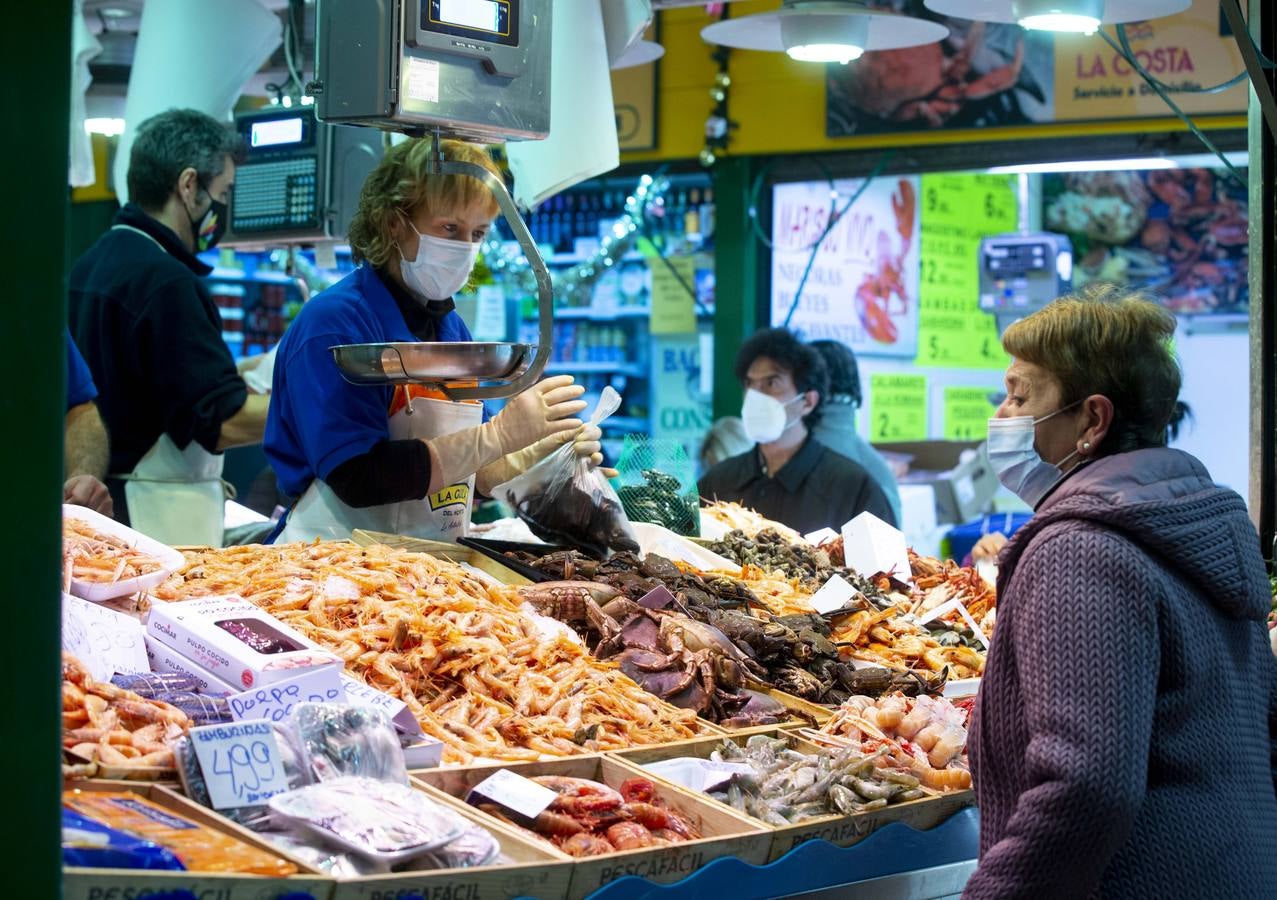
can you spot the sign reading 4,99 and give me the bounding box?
[190,721,291,810]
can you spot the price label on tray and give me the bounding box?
[190,721,292,810]
[467,769,558,821]
[808,574,858,615]
[340,674,427,739]
[228,666,346,723]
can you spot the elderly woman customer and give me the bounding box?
[963,285,1277,898]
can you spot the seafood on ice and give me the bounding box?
[811,693,972,792]
[704,734,931,825]
[475,775,700,857]
[700,501,804,544]
[153,542,705,764]
[62,653,191,773]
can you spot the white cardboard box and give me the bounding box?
[146,595,342,691]
[143,635,240,696]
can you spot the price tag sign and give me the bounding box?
[228,666,345,723]
[61,593,149,682]
[646,250,697,335]
[467,769,558,821]
[869,374,928,442]
[914,174,1017,371]
[943,387,996,441]
[804,527,838,547]
[190,721,291,810]
[842,512,911,581]
[638,585,677,610]
[341,675,426,739]
[809,574,858,615]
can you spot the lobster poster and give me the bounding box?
[1043,168,1248,313]
[771,176,921,359]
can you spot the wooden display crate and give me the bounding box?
[62,780,333,900]
[613,730,975,862]
[413,754,771,900]
[351,529,533,586]
[327,783,572,900]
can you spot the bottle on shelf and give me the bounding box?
[700,188,716,244]
[685,188,703,249]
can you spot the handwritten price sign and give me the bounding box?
[228,666,345,723]
[191,721,291,809]
[61,593,149,681]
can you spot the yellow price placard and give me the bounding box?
[869,374,927,442]
[944,387,997,442]
[915,174,1017,371]
[646,251,697,335]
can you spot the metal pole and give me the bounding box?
[0,0,70,895]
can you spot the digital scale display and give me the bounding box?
[424,0,516,46]
[250,117,304,148]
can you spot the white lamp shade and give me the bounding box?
[924,0,1190,25]
[702,2,948,54]
[611,38,665,69]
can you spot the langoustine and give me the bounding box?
[153,542,705,764]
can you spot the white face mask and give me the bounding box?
[399,223,480,301]
[741,389,804,444]
[986,402,1082,508]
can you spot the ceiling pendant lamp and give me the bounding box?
[923,0,1190,34]
[611,39,665,69]
[701,1,949,65]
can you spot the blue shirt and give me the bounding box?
[66,331,97,410]
[265,264,480,497]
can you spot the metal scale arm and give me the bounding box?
[426,153,553,402]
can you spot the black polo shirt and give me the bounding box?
[698,434,897,534]
[68,204,248,520]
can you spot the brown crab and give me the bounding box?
[518,581,624,648]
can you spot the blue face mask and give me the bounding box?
[986,402,1082,508]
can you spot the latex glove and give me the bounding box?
[475,424,614,496]
[428,377,586,493]
[64,475,113,517]
[571,424,618,478]
[971,532,1008,563]
[490,375,587,455]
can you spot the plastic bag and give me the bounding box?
[500,386,639,558]
[615,436,700,535]
[292,703,408,785]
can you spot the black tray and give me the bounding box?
[457,537,570,584]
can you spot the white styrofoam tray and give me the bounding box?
[63,504,185,602]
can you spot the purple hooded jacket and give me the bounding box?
[964,447,1277,899]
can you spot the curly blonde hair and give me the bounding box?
[346,137,502,269]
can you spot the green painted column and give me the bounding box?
[2,1,71,894]
[710,155,767,420]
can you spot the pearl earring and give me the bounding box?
[1082,441,1091,451]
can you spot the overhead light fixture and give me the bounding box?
[701,0,948,66]
[611,39,665,70]
[987,157,1177,173]
[924,0,1189,33]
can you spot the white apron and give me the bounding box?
[120,434,227,547]
[106,223,228,547]
[276,392,483,543]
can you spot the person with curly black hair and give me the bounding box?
[698,328,896,533]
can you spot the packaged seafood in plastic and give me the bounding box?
[62,790,298,876]
[110,672,200,697]
[268,777,466,866]
[415,822,502,869]
[292,703,408,785]
[174,720,307,829]
[150,691,231,726]
[62,808,185,871]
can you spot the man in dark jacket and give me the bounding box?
[698,328,895,534]
[68,109,268,545]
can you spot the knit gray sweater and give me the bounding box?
[964,447,1277,899]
